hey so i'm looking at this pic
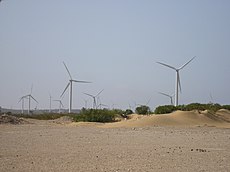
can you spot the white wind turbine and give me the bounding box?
[49,94,52,113]
[53,99,64,114]
[157,56,196,106]
[18,96,27,114]
[60,62,91,113]
[21,85,38,114]
[158,92,174,105]
[83,89,104,109]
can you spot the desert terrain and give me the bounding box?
[1,110,230,172]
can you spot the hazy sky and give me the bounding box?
[0,0,230,110]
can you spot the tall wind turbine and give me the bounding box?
[157,56,196,106]
[158,92,174,105]
[83,89,104,109]
[61,62,91,113]
[53,99,64,114]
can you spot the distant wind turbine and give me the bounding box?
[156,56,196,106]
[83,89,104,109]
[49,94,52,113]
[18,96,27,114]
[137,97,152,107]
[21,85,38,114]
[158,92,174,105]
[60,62,91,113]
[53,99,64,114]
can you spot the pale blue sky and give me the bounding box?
[0,0,230,110]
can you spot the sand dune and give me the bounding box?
[1,111,230,171]
[101,110,230,128]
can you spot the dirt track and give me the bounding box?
[0,119,230,172]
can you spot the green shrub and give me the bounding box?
[154,103,226,114]
[125,109,133,115]
[154,105,177,114]
[184,103,207,111]
[73,109,116,123]
[222,105,230,110]
[135,105,150,115]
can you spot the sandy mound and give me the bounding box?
[215,109,230,122]
[53,116,74,124]
[0,114,28,124]
[101,111,230,128]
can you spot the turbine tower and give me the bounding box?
[53,99,64,114]
[83,89,104,109]
[157,56,196,106]
[158,92,174,105]
[49,94,52,113]
[61,62,91,113]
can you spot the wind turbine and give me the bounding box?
[49,94,52,113]
[137,97,152,107]
[60,62,91,113]
[18,96,27,114]
[83,89,104,109]
[156,56,196,106]
[158,92,174,105]
[53,99,64,114]
[22,85,38,114]
[96,97,108,109]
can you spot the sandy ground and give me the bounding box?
[1,111,230,172]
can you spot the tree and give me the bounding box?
[135,105,150,115]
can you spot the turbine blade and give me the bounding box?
[146,98,151,105]
[53,100,60,102]
[179,56,196,70]
[156,62,177,70]
[63,61,72,79]
[30,95,38,103]
[60,82,70,97]
[60,101,64,108]
[96,89,104,97]
[83,93,94,98]
[170,97,173,105]
[18,97,23,103]
[72,80,92,83]
[158,92,171,97]
[178,72,182,93]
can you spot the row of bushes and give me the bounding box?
[154,103,230,114]
[7,103,230,122]
[73,109,116,123]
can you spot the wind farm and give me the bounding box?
[1,1,230,172]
